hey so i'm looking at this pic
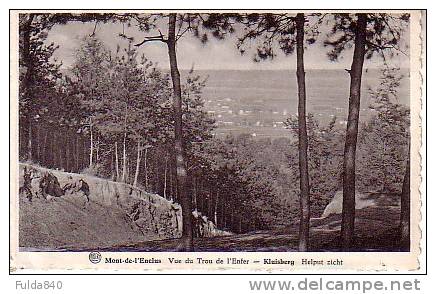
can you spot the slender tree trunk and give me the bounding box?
[198,179,203,212]
[163,155,168,199]
[74,136,78,170]
[133,141,141,187]
[45,129,50,167]
[65,132,70,172]
[221,192,225,228]
[400,150,410,251]
[27,120,32,161]
[115,141,119,181]
[126,157,130,184]
[169,163,173,200]
[381,139,386,192]
[75,136,79,172]
[154,162,159,193]
[341,13,367,251]
[58,129,63,169]
[43,129,48,167]
[22,14,35,162]
[95,136,99,164]
[122,102,128,182]
[230,204,234,231]
[214,190,219,225]
[83,138,87,171]
[35,123,40,163]
[224,200,227,229]
[192,176,197,210]
[52,130,57,168]
[122,132,127,182]
[89,122,93,168]
[21,14,34,90]
[144,147,148,190]
[167,13,193,251]
[209,188,213,218]
[296,13,311,252]
[110,147,115,180]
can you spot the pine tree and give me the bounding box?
[202,12,325,251]
[324,13,409,250]
[19,14,63,161]
[129,13,216,251]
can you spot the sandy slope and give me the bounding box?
[19,192,150,250]
[18,163,183,250]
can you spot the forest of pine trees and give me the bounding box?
[18,12,411,251]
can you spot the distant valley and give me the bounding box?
[183,69,410,138]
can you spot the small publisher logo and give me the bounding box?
[89,252,102,264]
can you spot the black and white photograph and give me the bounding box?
[9,10,424,271]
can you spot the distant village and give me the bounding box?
[204,96,366,138]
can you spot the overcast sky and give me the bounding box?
[46,20,410,71]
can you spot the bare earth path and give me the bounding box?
[74,207,403,252]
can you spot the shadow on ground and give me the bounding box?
[50,206,403,253]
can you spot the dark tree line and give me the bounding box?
[19,122,90,172]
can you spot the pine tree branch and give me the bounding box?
[89,20,99,37]
[134,33,167,46]
[365,40,409,57]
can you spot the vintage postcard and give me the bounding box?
[9,10,425,273]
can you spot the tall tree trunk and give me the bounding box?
[21,14,34,90]
[22,14,35,162]
[74,136,78,172]
[154,162,159,193]
[58,129,63,169]
[133,141,141,187]
[126,157,130,184]
[229,204,234,231]
[35,123,40,163]
[296,13,311,252]
[43,129,48,167]
[198,179,203,212]
[110,147,115,180]
[341,13,367,251]
[115,141,119,181]
[208,189,213,218]
[169,163,173,201]
[163,155,168,199]
[381,139,387,192]
[221,192,225,228]
[83,138,87,171]
[400,150,410,251]
[192,176,197,210]
[122,132,127,182]
[27,120,32,161]
[89,122,93,168]
[95,135,99,164]
[64,130,69,171]
[144,147,148,190]
[167,13,193,251]
[122,102,128,182]
[52,130,57,168]
[214,189,219,225]
[224,200,228,229]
